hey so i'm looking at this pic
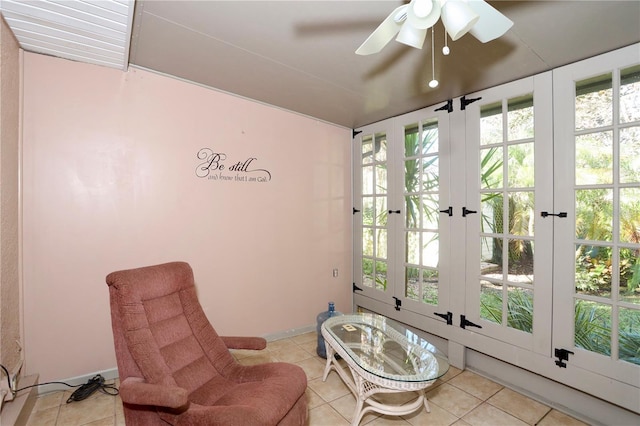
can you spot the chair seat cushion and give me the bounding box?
[175,362,307,425]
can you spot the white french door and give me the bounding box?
[353,109,452,319]
[463,74,554,353]
[392,108,452,319]
[353,118,394,305]
[553,44,640,396]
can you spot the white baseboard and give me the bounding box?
[36,368,119,396]
[263,323,316,342]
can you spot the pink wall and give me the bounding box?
[21,53,352,382]
[0,16,21,375]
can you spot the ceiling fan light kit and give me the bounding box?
[396,23,428,49]
[357,0,514,89]
[441,0,480,41]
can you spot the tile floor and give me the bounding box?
[26,332,588,426]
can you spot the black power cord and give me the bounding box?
[66,374,118,403]
[11,373,119,403]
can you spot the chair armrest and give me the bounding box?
[221,336,267,350]
[119,377,189,409]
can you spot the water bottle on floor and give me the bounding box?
[316,302,342,358]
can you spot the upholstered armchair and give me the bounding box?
[106,261,308,425]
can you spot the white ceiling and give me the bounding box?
[2,1,640,128]
[0,0,134,70]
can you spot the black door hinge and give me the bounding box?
[393,297,402,311]
[435,311,453,325]
[352,129,362,139]
[439,206,453,217]
[460,95,482,110]
[435,99,453,113]
[353,207,361,214]
[353,283,363,292]
[554,348,574,368]
[460,315,482,329]
[462,207,477,217]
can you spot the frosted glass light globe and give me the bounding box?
[429,79,439,88]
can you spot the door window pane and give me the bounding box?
[509,191,535,237]
[575,244,612,298]
[375,197,388,226]
[362,166,374,195]
[362,136,373,164]
[576,73,612,131]
[575,300,612,357]
[362,198,374,226]
[480,281,503,324]
[619,248,640,304]
[481,147,503,189]
[481,236,503,277]
[376,163,388,194]
[375,260,388,291]
[422,157,439,191]
[421,195,439,229]
[507,95,534,141]
[481,192,503,234]
[407,231,419,265]
[363,229,374,257]
[507,239,534,285]
[363,258,374,287]
[406,267,419,301]
[508,143,534,188]
[421,232,439,268]
[619,307,640,365]
[405,195,419,228]
[507,287,533,332]
[376,229,388,259]
[575,131,613,185]
[422,122,439,154]
[620,126,640,183]
[481,102,503,145]
[619,188,640,245]
[576,189,613,241]
[620,65,640,124]
[405,158,420,193]
[422,269,439,305]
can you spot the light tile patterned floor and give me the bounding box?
[26,332,587,426]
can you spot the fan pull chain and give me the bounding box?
[443,27,450,55]
[429,26,439,88]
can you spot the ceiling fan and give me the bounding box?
[356,0,513,55]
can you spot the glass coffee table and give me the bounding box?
[321,313,449,425]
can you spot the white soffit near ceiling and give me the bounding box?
[0,0,134,70]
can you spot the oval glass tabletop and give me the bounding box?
[322,313,449,383]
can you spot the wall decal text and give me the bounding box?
[196,148,272,182]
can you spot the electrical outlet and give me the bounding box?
[332,268,339,278]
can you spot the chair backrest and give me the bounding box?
[106,262,235,395]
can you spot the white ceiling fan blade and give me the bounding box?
[356,4,408,55]
[467,0,514,43]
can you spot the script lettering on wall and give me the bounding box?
[195,148,272,183]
